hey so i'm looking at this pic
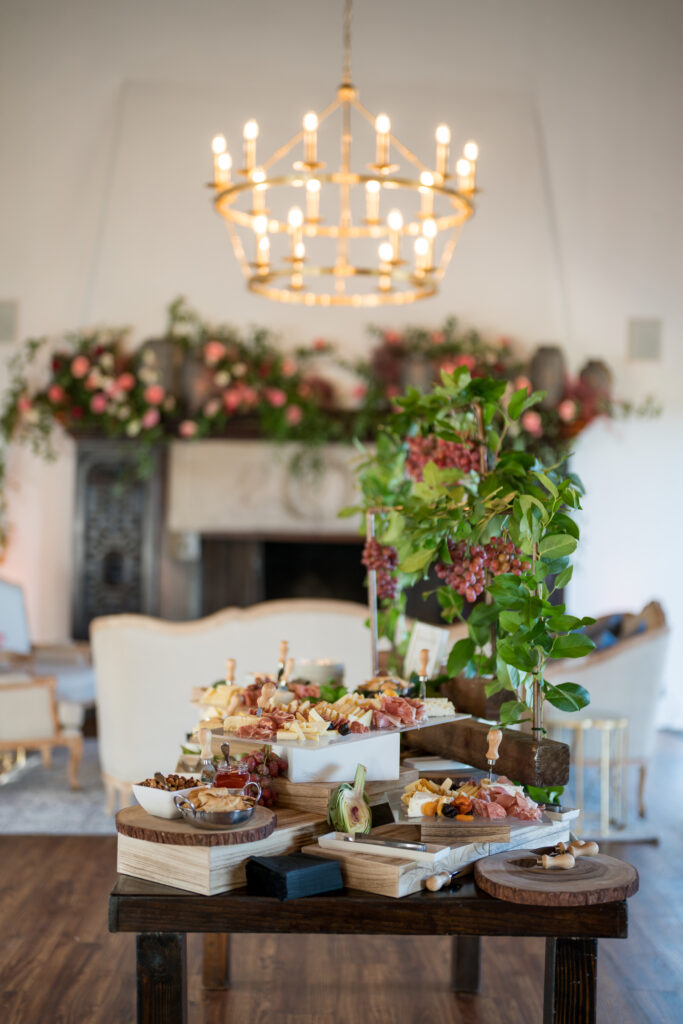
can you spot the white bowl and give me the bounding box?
[132,776,202,819]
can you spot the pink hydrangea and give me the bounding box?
[281,357,297,377]
[71,355,90,379]
[144,384,165,405]
[117,372,136,392]
[90,393,108,414]
[265,387,287,408]
[204,340,226,366]
[142,408,160,429]
[558,399,577,423]
[179,420,198,438]
[48,385,65,403]
[285,405,303,426]
[521,410,543,437]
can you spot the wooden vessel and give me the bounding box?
[116,804,276,847]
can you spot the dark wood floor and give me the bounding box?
[1,735,682,1023]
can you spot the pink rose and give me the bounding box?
[204,340,226,366]
[241,386,259,407]
[515,375,531,392]
[71,355,90,379]
[17,395,32,414]
[144,384,165,405]
[454,354,476,370]
[522,410,543,437]
[179,420,198,438]
[117,372,136,392]
[265,387,287,408]
[281,357,297,378]
[285,405,303,426]
[352,384,367,400]
[298,382,311,399]
[558,399,577,423]
[431,331,445,345]
[48,385,65,403]
[84,373,99,391]
[142,408,160,429]
[224,389,240,413]
[313,338,329,351]
[90,393,108,414]
[384,331,402,346]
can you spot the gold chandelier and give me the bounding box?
[208,0,479,307]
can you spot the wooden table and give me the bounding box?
[109,875,628,1023]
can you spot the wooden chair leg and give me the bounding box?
[638,764,647,818]
[67,736,83,790]
[202,934,230,989]
[451,935,481,993]
[40,746,53,769]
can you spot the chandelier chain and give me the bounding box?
[342,0,353,85]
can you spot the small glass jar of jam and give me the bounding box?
[213,759,250,789]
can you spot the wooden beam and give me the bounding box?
[407,718,570,786]
[442,677,507,720]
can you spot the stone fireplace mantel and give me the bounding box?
[167,439,362,538]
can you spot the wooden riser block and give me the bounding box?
[117,809,327,895]
[271,767,418,816]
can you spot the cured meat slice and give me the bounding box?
[471,797,507,819]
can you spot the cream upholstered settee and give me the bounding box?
[90,598,371,812]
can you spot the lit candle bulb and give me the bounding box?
[456,157,475,192]
[215,152,232,188]
[305,178,321,221]
[211,135,227,185]
[375,114,391,167]
[463,140,478,189]
[288,206,304,259]
[303,111,318,165]
[250,167,266,212]
[419,171,434,218]
[414,236,429,275]
[435,124,451,180]
[243,119,259,173]
[422,217,437,269]
[293,240,306,262]
[387,209,403,261]
[256,234,270,271]
[365,180,381,223]
[378,241,394,291]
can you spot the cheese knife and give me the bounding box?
[343,835,427,852]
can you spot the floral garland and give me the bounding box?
[0,300,654,555]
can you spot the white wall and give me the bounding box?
[0,0,681,720]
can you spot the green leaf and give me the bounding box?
[447,637,475,676]
[526,784,564,805]
[499,609,522,632]
[508,388,528,420]
[468,602,499,628]
[400,548,434,573]
[533,471,558,498]
[553,565,573,590]
[338,505,361,519]
[549,633,596,659]
[499,700,528,726]
[485,677,503,696]
[547,613,584,632]
[497,638,538,673]
[539,534,577,559]
[543,681,591,713]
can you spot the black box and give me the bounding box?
[245,852,343,901]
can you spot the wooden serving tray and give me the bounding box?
[117,808,328,895]
[116,804,276,847]
[475,849,639,906]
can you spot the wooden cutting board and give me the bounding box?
[116,804,276,847]
[475,849,639,906]
[419,816,513,844]
[271,767,418,816]
[117,808,327,895]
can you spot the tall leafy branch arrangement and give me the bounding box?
[350,368,596,729]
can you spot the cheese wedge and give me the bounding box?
[423,697,456,717]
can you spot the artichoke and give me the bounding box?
[327,763,372,834]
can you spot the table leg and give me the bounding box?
[543,936,597,1024]
[202,933,231,989]
[451,935,481,993]
[136,932,187,1024]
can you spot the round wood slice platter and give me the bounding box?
[475,849,639,906]
[116,804,276,847]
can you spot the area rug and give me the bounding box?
[0,739,116,834]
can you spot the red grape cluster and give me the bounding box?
[362,539,399,601]
[435,537,530,602]
[239,749,288,808]
[484,537,529,577]
[435,540,488,602]
[405,435,480,481]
